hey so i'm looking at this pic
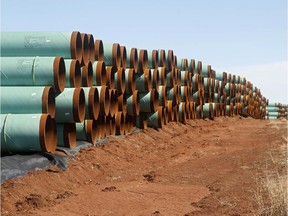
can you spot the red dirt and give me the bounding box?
[1,117,287,216]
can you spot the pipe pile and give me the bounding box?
[0,30,285,154]
[264,102,288,120]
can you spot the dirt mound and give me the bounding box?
[1,117,287,216]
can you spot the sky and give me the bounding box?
[1,0,287,103]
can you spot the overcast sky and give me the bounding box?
[1,0,287,103]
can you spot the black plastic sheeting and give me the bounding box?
[0,129,141,183]
[0,140,105,183]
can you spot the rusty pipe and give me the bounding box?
[57,123,76,148]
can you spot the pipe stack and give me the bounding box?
[0,30,285,155]
[264,102,288,120]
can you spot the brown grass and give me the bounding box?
[254,143,287,216]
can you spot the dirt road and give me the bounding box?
[1,117,287,216]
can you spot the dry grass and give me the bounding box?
[254,143,287,216]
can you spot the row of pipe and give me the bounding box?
[0,31,286,155]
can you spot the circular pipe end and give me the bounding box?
[89,87,100,120]
[53,57,66,93]
[152,50,159,69]
[99,86,110,116]
[42,86,56,118]
[144,68,152,92]
[138,49,148,73]
[73,88,86,122]
[109,89,118,117]
[120,46,127,68]
[94,40,104,61]
[117,68,126,94]
[87,34,95,63]
[127,68,136,93]
[130,48,138,71]
[133,90,140,116]
[69,59,82,88]
[112,43,121,69]
[85,120,99,144]
[115,112,125,135]
[94,61,107,86]
[39,114,57,153]
[70,31,83,62]
[81,61,93,87]
[158,49,166,68]
[80,33,90,66]
[106,66,116,89]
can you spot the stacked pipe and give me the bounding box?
[264,102,288,120]
[0,30,285,155]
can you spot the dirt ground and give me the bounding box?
[1,117,287,216]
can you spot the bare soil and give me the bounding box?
[1,117,287,216]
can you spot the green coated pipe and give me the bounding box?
[151,68,159,89]
[76,120,101,144]
[177,59,188,71]
[166,50,174,71]
[1,86,56,117]
[213,93,220,103]
[82,87,100,120]
[266,106,281,112]
[126,48,138,70]
[193,90,202,105]
[56,123,76,148]
[0,56,66,92]
[1,31,83,62]
[124,68,136,94]
[158,85,168,107]
[55,88,86,123]
[81,61,93,87]
[139,89,159,112]
[114,68,126,94]
[0,113,57,154]
[64,59,82,87]
[103,43,121,69]
[168,85,179,105]
[126,90,140,116]
[95,86,110,116]
[94,39,104,61]
[137,49,148,73]
[135,113,148,129]
[178,102,186,123]
[180,86,188,102]
[202,103,213,119]
[202,65,211,78]
[93,61,106,86]
[180,70,189,86]
[147,106,164,128]
[267,112,280,117]
[196,104,203,119]
[158,67,167,85]
[166,70,175,88]
[135,69,151,93]
[268,116,278,120]
[147,50,158,69]
[203,78,211,93]
[192,74,199,92]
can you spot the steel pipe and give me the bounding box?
[95,86,110,116]
[126,90,140,116]
[135,68,152,92]
[196,104,204,119]
[55,88,86,123]
[76,120,101,144]
[158,85,168,107]
[64,59,82,87]
[120,46,127,68]
[180,70,189,86]
[166,69,176,88]
[82,87,100,120]
[151,68,160,89]
[1,56,66,93]
[103,43,121,69]
[1,31,83,62]
[202,65,211,78]
[94,39,104,61]
[80,33,90,66]
[158,67,167,85]
[1,86,56,117]
[126,48,138,70]
[168,85,179,105]
[180,86,188,102]
[147,50,158,69]
[106,66,116,89]
[115,112,125,135]
[177,59,188,71]
[56,123,76,148]
[92,61,106,86]
[178,102,187,123]
[81,61,93,87]
[166,50,174,70]
[167,100,174,122]
[135,113,148,129]
[137,49,148,73]
[158,49,166,68]
[114,68,126,94]
[109,89,118,117]
[139,89,159,112]
[118,93,127,114]
[147,106,164,128]
[124,68,136,94]
[1,114,57,154]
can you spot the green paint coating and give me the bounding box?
[0,86,48,114]
[1,32,75,58]
[1,114,43,153]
